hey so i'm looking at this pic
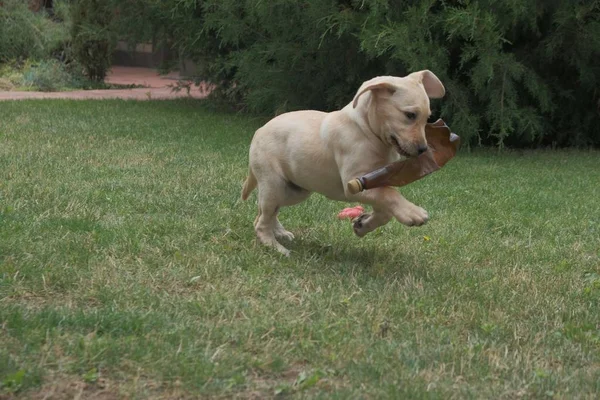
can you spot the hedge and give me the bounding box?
[113,0,600,148]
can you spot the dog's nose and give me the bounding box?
[417,145,428,155]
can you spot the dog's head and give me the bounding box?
[352,70,445,157]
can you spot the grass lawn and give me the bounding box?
[0,99,599,399]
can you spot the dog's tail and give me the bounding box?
[241,168,257,201]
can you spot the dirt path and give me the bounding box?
[0,66,210,101]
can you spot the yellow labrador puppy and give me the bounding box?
[241,70,445,256]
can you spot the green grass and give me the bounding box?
[0,99,599,399]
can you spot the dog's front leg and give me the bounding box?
[346,187,428,235]
[351,206,393,237]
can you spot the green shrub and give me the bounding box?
[3,60,56,92]
[109,0,600,148]
[0,0,111,91]
[198,0,600,148]
[0,58,108,92]
[0,61,27,86]
[0,0,69,63]
[70,0,115,82]
[21,59,72,92]
[0,77,14,91]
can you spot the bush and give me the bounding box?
[70,0,115,82]
[0,0,69,63]
[197,0,600,148]
[0,61,27,86]
[0,58,108,92]
[98,0,600,147]
[0,78,14,91]
[0,0,116,91]
[21,59,72,92]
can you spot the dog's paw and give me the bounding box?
[352,213,371,237]
[256,231,291,256]
[275,229,295,242]
[397,205,429,227]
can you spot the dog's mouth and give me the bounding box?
[390,136,412,157]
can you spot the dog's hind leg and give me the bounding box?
[255,181,293,256]
[273,182,311,242]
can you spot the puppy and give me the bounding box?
[241,70,445,255]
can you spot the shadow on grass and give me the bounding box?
[283,235,429,280]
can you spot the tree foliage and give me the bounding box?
[113,0,600,148]
[70,0,115,81]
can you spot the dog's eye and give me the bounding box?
[405,112,417,121]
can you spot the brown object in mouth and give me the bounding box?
[347,119,460,194]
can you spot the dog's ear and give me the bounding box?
[413,70,445,99]
[352,77,398,109]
